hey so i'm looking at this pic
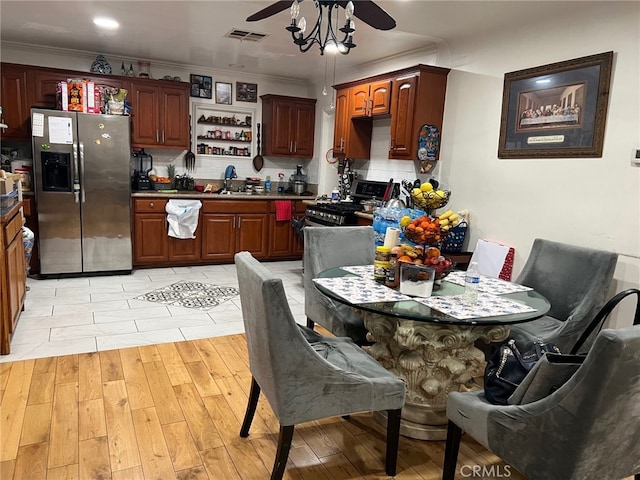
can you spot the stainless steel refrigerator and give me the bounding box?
[31,108,132,275]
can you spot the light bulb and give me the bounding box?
[298,16,306,33]
[290,0,299,19]
[345,1,354,20]
[350,20,355,32]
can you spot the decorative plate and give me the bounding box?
[90,55,112,74]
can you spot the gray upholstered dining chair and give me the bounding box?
[442,325,640,480]
[508,238,618,352]
[304,226,375,345]
[234,251,406,479]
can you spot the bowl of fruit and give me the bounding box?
[423,246,455,281]
[401,214,448,246]
[392,244,455,282]
[409,180,450,211]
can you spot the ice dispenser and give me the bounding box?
[41,151,72,192]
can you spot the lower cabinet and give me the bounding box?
[1,203,27,355]
[133,198,302,267]
[268,201,306,258]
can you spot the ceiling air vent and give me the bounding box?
[225,29,268,42]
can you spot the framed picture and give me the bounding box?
[236,82,258,102]
[190,74,212,99]
[215,82,232,105]
[498,51,613,158]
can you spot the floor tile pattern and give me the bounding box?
[135,280,239,310]
[2,260,304,363]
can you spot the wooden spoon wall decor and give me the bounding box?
[253,123,264,172]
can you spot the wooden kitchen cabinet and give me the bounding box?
[27,66,127,110]
[268,200,306,258]
[260,94,316,158]
[389,65,449,160]
[332,87,372,159]
[201,201,269,261]
[333,64,449,161]
[1,203,27,355]
[349,79,391,118]
[133,198,201,265]
[0,64,30,140]
[128,80,190,149]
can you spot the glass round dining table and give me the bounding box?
[314,266,551,440]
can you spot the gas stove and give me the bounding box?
[305,179,395,227]
[305,202,364,226]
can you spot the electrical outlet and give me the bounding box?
[632,148,640,166]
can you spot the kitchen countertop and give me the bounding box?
[132,191,315,201]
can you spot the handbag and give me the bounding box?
[484,339,560,405]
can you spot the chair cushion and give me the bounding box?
[508,315,563,351]
[507,353,584,405]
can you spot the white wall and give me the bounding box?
[315,1,640,327]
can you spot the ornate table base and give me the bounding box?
[361,310,510,440]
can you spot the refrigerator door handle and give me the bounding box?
[79,141,86,203]
[73,142,80,204]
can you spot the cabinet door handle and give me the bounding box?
[162,130,165,144]
[362,98,367,113]
[369,98,373,115]
[293,141,297,153]
[150,202,154,208]
[340,138,345,152]
[390,136,395,149]
[237,217,241,229]
[156,130,160,143]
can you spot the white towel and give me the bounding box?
[470,239,511,278]
[166,199,202,239]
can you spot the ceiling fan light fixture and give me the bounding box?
[285,0,356,55]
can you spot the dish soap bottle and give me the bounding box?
[265,175,271,193]
[278,172,285,194]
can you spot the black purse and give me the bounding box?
[484,339,560,405]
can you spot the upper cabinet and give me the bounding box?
[0,63,189,150]
[333,64,450,161]
[260,94,316,158]
[349,79,391,118]
[0,64,30,140]
[333,87,372,159]
[128,80,190,149]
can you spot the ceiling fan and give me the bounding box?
[246,0,397,31]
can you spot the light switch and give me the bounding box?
[632,148,640,166]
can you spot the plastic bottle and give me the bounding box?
[331,188,340,203]
[464,261,480,304]
[385,252,399,289]
[265,176,271,193]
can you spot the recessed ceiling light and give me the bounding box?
[93,17,119,30]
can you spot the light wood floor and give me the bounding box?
[0,333,524,480]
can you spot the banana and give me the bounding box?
[449,213,459,222]
[439,218,450,226]
[439,210,453,220]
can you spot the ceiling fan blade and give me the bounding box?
[246,0,292,22]
[337,0,396,31]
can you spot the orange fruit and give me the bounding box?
[426,247,440,258]
[398,255,412,263]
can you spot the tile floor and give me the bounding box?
[1,260,305,363]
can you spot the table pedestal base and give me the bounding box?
[360,310,510,440]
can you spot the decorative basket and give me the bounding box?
[411,189,451,211]
[441,221,468,253]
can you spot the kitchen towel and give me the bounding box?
[275,200,292,221]
[166,199,202,239]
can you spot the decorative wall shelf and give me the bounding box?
[192,103,255,159]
